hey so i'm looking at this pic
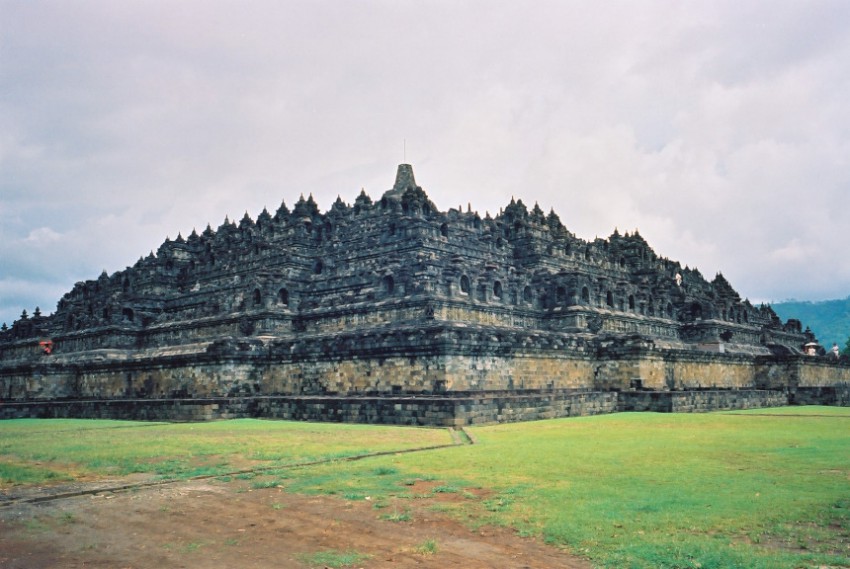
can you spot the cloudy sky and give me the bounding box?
[2,0,850,326]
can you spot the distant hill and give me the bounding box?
[771,296,850,349]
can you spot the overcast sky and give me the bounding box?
[2,1,850,326]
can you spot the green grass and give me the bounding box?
[0,461,71,486]
[726,405,850,416]
[380,509,412,522]
[251,479,285,489]
[419,407,850,568]
[297,549,370,568]
[0,418,451,485]
[416,538,438,554]
[2,407,848,568]
[279,406,850,568]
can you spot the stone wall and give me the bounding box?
[755,357,800,390]
[3,337,847,413]
[591,345,757,392]
[792,386,850,406]
[442,354,595,392]
[0,398,256,422]
[796,358,850,387]
[0,391,618,425]
[618,390,789,412]
[662,352,756,390]
[4,387,842,425]
[0,350,266,401]
[446,390,618,425]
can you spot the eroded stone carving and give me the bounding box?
[1,165,846,423]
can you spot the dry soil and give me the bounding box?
[0,476,592,568]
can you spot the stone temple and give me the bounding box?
[1,165,847,424]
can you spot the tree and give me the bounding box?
[843,336,850,357]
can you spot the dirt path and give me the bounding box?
[0,477,592,568]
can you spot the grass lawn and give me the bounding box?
[1,407,848,568]
[0,418,452,484]
[285,407,850,568]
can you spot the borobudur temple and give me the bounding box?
[1,164,848,424]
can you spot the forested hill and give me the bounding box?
[771,296,850,349]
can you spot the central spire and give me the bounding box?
[383,163,417,201]
[392,163,416,193]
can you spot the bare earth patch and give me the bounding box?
[0,477,591,568]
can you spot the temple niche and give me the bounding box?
[1,165,847,424]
